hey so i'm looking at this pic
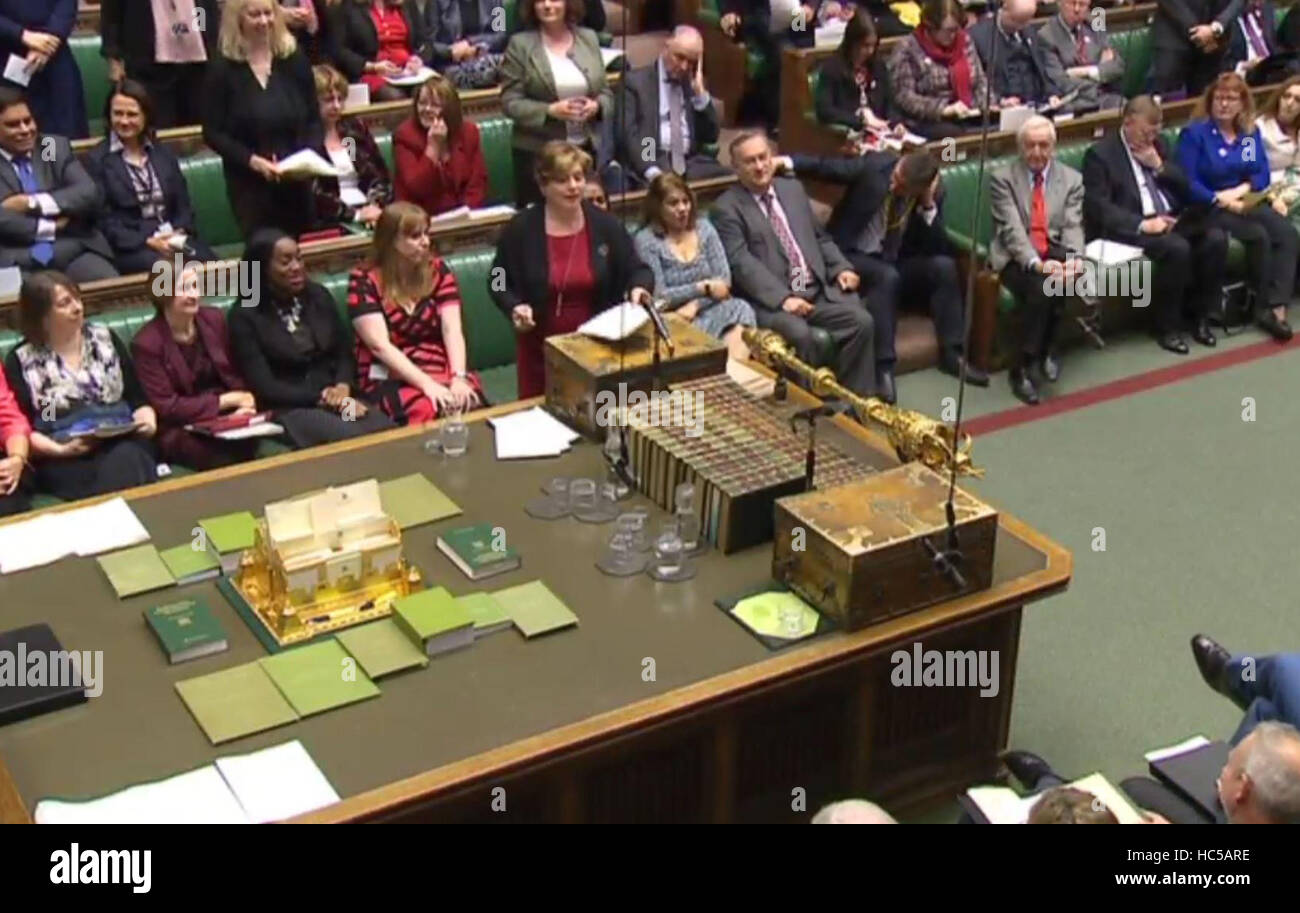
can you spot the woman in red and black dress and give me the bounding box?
[490,142,655,399]
[348,201,482,423]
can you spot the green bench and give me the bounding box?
[0,248,519,508]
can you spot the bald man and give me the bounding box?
[969,0,1083,112]
[616,26,731,187]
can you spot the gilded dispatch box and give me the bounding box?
[772,463,998,630]
[544,317,727,438]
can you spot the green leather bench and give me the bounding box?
[71,34,111,138]
[0,248,520,506]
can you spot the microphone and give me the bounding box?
[640,296,675,356]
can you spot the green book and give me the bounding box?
[158,543,221,585]
[493,580,578,639]
[175,663,300,745]
[198,511,258,573]
[437,523,521,581]
[97,544,176,598]
[379,474,462,530]
[455,591,512,637]
[335,620,429,679]
[392,586,476,656]
[145,598,229,663]
[259,640,381,717]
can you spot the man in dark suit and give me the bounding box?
[720,0,822,131]
[777,150,989,403]
[968,0,1081,112]
[616,26,730,188]
[1224,0,1282,82]
[1082,95,1226,354]
[0,88,116,282]
[1150,0,1243,96]
[713,131,876,396]
[1037,0,1126,112]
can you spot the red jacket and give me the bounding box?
[0,366,29,444]
[393,116,488,216]
[130,307,247,427]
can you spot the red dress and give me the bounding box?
[362,3,414,96]
[517,225,596,399]
[348,258,483,424]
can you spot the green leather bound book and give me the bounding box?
[159,543,221,585]
[379,474,461,529]
[175,663,300,745]
[437,524,521,581]
[455,592,512,637]
[97,544,176,599]
[392,587,476,656]
[493,580,578,639]
[335,621,429,679]
[259,640,381,717]
[145,598,229,664]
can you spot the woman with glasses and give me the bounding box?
[393,73,488,217]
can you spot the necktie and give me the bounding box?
[761,191,809,285]
[1245,12,1270,59]
[14,156,53,266]
[1139,164,1170,216]
[1075,27,1090,66]
[668,82,686,174]
[1030,171,1049,259]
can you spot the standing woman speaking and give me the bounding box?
[203,0,323,240]
[491,142,654,400]
[500,0,612,206]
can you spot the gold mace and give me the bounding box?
[742,328,983,478]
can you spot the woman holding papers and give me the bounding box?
[202,0,324,240]
[84,81,221,275]
[327,0,427,101]
[815,11,899,134]
[491,142,654,399]
[312,64,394,228]
[131,267,263,471]
[393,73,489,216]
[500,0,612,205]
[2,272,158,501]
[633,174,755,361]
[886,0,990,140]
[1178,73,1300,342]
[348,202,483,423]
[0,369,31,517]
[230,229,393,447]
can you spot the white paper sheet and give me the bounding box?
[578,302,650,341]
[35,765,249,824]
[0,497,150,574]
[215,740,340,823]
[3,54,31,87]
[600,48,626,67]
[1084,238,1145,266]
[69,497,151,557]
[385,66,437,87]
[965,772,1145,824]
[1144,734,1211,764]
[488,407,581,460]
[276,148,340,179]
[345,83,371,108]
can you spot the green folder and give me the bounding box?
[731,590,820,640]
[456,591,512,635]
[392,586,472,642]
[379,474,462,530]
[198,511,258,554]
[97,544,176,598]
[158,543,221,582]
[259,640,381,717]
[175,663,300,745]
[493,580,578,638]
[335,621,429,679]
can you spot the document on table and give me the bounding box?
[964,772,1144,823]
[578,301,650,341]
[0,497,150,574]
[1084,239,1144,266]
[33,740,338,824]
[488,406,581,460]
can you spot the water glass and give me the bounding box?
[525,476,572,520]
[440,403,468,457]
[648,519,695,582]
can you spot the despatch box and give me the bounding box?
[544,316,727,438]
[772,463,998,630]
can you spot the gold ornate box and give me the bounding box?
[544,316,727,438]
[772,463,998,630]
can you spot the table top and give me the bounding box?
[0,391,1071,823]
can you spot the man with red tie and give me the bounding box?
[989,115,1086,406]
[1036,0,1126,112]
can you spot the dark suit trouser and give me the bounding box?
[1225,652,1300,745]
[0,469,31,518]
[1151,45,1226,96]
[113,237,222,276]
[226,171,317,242]
[1210,208,1300,310]
[848,252,965,366]
[34,437,157,502]
[755,293,876,396]
[1120,776,1214,823]
[622,156,733,189]
[1000,261,1075,364]
[7,242,119,283]
[1136,220,1229,333]
[744,31,790,130]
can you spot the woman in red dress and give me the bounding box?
[348,202,482,423]
[490,142,655,399]
[328,0,426,102]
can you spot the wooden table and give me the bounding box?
[0,379,1070,823]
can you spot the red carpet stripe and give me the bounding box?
[962,336,1299,437]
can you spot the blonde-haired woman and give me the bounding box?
[203,0,323,238]
[348,202,482,423]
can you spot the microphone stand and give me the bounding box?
[643,298,675,393]
[791,405,835,492]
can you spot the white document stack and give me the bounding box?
[0,497,150,574]
[488,407,582,460]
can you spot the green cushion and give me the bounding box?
[445,248,515,371]
[1110,27,1151,99]
[375,130,394,173]
[71,34,110,138]
[479,116,514,205]
[179,153,244,250]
